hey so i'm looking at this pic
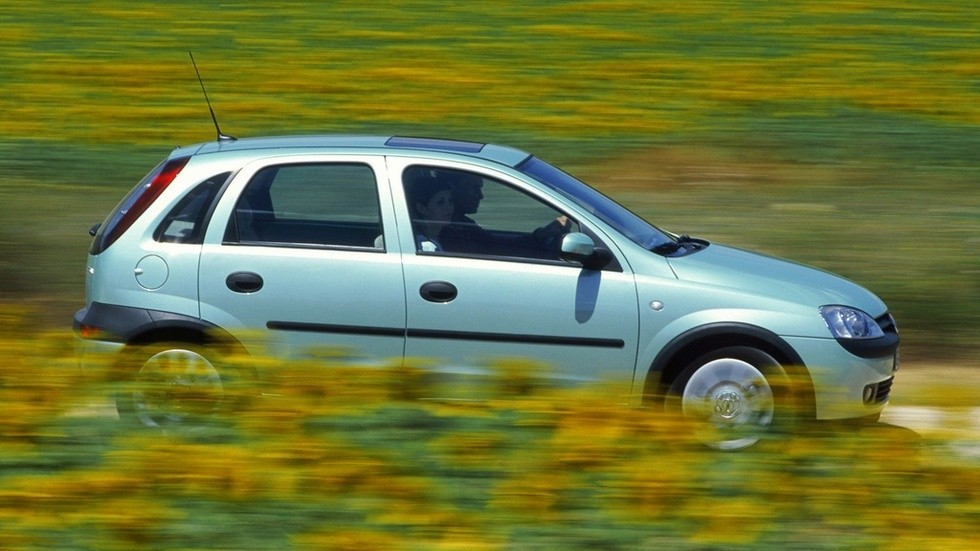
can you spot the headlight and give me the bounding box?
[819,305,885,339]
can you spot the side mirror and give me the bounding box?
[559,232,611,270]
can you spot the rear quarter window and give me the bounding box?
[153,172,231,244]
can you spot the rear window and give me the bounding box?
[90,156,190,254]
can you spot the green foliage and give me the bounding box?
[2,1,977,144]
[1,322,978,550]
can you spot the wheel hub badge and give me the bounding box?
[713,390,743,419]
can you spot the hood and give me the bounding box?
[666,244,887,316]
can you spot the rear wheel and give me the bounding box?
[116,343,227,429]
[667,346,791,451]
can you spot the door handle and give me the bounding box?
[420,281,457,303]
[226,272,264,293]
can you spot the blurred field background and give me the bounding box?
[0,0,977,359]
[0,1,978,548]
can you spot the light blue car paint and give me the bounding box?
[75,135,899,444]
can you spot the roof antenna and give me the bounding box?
[189,51,236,142]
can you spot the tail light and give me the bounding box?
[90,156,190,254]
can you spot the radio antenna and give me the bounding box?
[189,51,236,142]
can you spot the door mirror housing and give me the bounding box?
[560,232,612,270]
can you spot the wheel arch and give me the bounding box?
[78,302,250,361]
[642,323,815,415]
[111,316,254,386]
[126,317,245,355]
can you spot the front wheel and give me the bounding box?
[667,347,791,451]
[116,343,227,429]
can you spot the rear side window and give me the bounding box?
[227,163,383,249]
[153,172,230,244]
[90,156,190,254]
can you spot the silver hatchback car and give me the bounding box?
[74,135,899,449]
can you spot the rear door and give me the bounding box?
[199,155,406,363]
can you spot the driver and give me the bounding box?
[438,170,493,253]
[437,169,573,257]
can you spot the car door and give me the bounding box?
[389,157,640,385]
[199,155,406,364]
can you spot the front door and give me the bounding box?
[389,158,639,385]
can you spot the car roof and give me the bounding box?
[172,135,533,168]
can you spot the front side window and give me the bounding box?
[228,163,382,249]
[403,166,577,261]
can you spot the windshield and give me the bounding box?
[517,156,673,250]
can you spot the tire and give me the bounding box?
[115,342,228,429]
[667,346,792,451]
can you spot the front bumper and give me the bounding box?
[785,335,899,420]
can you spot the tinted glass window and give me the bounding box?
[230,163,382,249]
[517,156,671,250]
[403,166,577,260]
[154,172,230,244]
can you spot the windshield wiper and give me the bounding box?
[652,241,682,255]
[653,235,709,256]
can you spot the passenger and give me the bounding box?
[409,174,454,252]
